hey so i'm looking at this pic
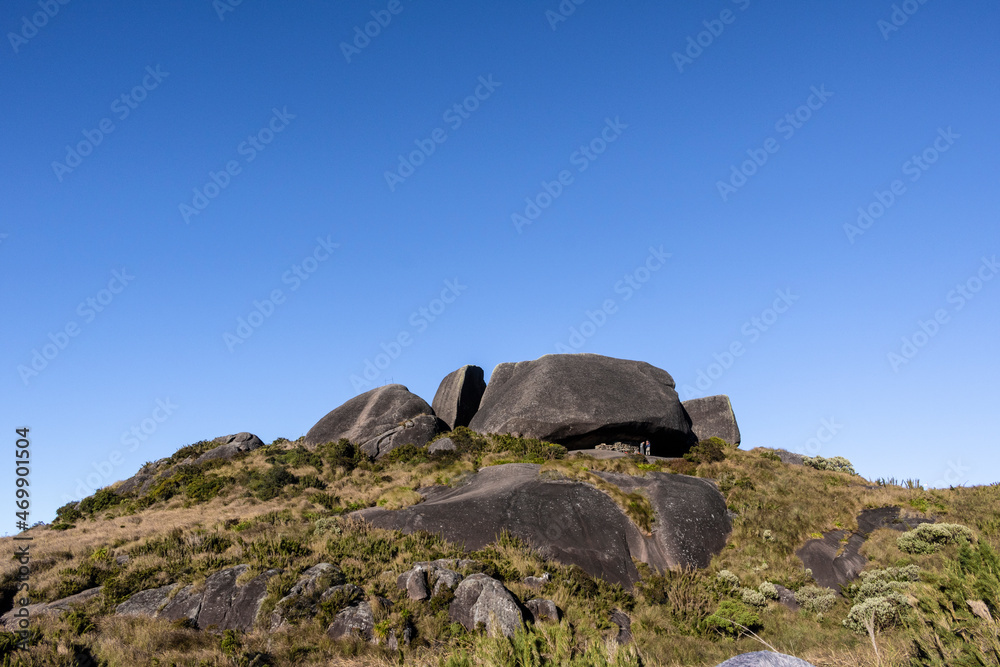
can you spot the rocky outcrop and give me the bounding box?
[269,563,352,629]
[449,574,524,638]
[715,653,816,667]
[682,395,741,446]
[797,507,934,592]
[303,385,446,459]
[328,598,385,642]
[354,463,730,587]
[432,365,487,429]
[468,354,694,455]
[195,432,264,464]
[116,564,280,631]
[396,560,469,600]
[1,587,102,629]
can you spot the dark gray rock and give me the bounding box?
[2,587,102,629]
[270,564,348,629]
[797,507,935,592]
[196,565,280,632]
[399,569,430,601]
[427,437,457,454]
[328,597,391,642]
[609,609,632,644]
[115,585,174,618]
[358,414,447,459]
[433,365,487,430]
[468,354,695,455]
[116,564,280,631]
[525,599,560,623]
[397,561,466,599]
[449,574,524,638]
[195,432,264,464]
[523,573,550,590]
[354,463,729,587]
[774,450,804,466]
[774,585,799,611]
[158,585,203,624]
[715,652,816,666]
[682,395,741,446]
[303,385,445,459]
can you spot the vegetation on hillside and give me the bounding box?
[0,431,997,666]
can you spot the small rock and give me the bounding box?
[449,574,524,638]
[195,432,264,464]
[328,597,391,643]
[523,573,550,590]
[967,600,994,624]
[715,652,817,666]
[609,609,632,644]
[525,599,560,623]
[428,437,457,453]
[774,585,800,612]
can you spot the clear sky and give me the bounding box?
[2,1,998,535]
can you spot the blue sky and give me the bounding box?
[2,1,998,534]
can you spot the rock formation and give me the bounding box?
[468,354,695,455]
[682,395,741,446]
[354,462,730,587]
[303,384,446,459]
[432,365,486,429]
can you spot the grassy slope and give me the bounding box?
[1,431,998,666]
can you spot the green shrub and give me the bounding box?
[847,565,919,601]
[270,446,323,472]
[794,585,836,613]
[316,439,365,471]
[296,474,326,491]
[705,600,761,638]
[897,523,974,554]
[716,570,740,590]
[758,581,779,600]
[739,587,767,608]
[382,443,428,466]
[843,593,909,634]
[169,440,217,463]
[246,465,299,501]
[78,488,122,515]
[220,629,241,657]
[684,438,728,464]
[63,609,95,635]
[185,475,226,501]
[801,456,856,475]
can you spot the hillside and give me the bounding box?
[2,429,998,666]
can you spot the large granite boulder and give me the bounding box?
[303,385,446,459]
[468,354,695,455]
[432,365,487,429]
[715,653,816,667]
[116,564,280,632]
[354,463,730,587]
[682,395,741,446]
[195,432,264,464]
[449,574,524,638]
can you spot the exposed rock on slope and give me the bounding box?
[468,354,695,455]
[116,564,280,631]
[432,365,486,429]
[303,384,446,458]
[353,462,730,587]
[715,653,816,667]
[682,395,741,446]
[797,507,934,591]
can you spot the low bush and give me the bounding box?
[794,585,836,614]
[683,438,728,465]
[705,600,761,638]
[801,455,856,475]
[897,522,974,554]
